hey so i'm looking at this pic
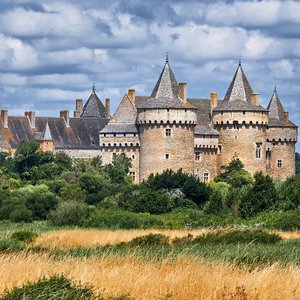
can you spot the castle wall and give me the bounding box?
[139,124,195,182]
[193,148,218,181]
[55,149,101,159]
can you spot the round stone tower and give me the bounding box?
[212,62,268,175]
[138,57,197,182]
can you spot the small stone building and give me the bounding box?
[0,58,298,182]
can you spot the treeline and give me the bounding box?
[0,141,299,228]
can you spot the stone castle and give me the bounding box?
[0,58,298,182]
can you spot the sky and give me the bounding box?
[0,0,299,138]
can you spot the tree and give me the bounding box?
[215,158,253,188]
[104,154,132,184]
[278,175,300,210]
[239,172,279,218]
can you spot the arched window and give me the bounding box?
[256,143,261,159]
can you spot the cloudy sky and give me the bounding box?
[0,0,299,129]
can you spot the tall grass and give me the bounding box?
[0,252,299,299]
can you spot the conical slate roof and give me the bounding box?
[214,62,266,112]
[267,88,285,120]
[42,122,52,141]
[81,86,106,118]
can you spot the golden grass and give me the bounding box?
[33,229,300,250]
[0,252,299,300]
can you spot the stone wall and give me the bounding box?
[193,148,218,181]
[139,123,195,182]
[55,149,101,159]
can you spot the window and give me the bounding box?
[256,144,261,159]
[203,173,209,183]
[243,111,246,115]
[233,121,238,129]
[112,153,117,160]
[165,153,170,160]
[129,171,136,182]
[195,151,201,161]
[165,128,171,137]
[132,154,135,160]
[277,160,283,168]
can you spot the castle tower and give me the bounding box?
[266,88,298,179]
[36,122,54,152]
[137,57,197,181]
[212,61,268,175]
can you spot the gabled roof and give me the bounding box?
[267,89,297,127]
[100,94,138,133]
[214,62,266,112]
[81,90,106,119]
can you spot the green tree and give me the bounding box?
[239,172,279,218]
[278,175,300,210]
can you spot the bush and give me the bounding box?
[193,230,281,245]
[9,208,33,223]
[126,234,169,247]
[0,275,94,300]
[48,201,91,226]
[278,175,300,210]
[11,230,37,243]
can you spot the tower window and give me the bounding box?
[203,173,209,183]
[112,153,117,160]
[165,128,171,137]
[277,160,283,168]
[132,154,135,159]
[233,121,238,129]
[165,153,170,160]
[256,144,261,159]
[195,151,201,161]
[243,111,246,115]
[129,171,136,182]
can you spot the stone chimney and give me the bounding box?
[105,98,110,118]
[210,92,218,109]
[251,92,260,106]
[179,82,187,104]
[127,88,135,103]
[25,111,36,128]
[284,111,289,122]
[0,110,8,128]
[74,99,83,117]
[60,110,70,127]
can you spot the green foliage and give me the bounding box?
[278,175,300,210]
[9,208,33,223]
[48,201,91,226]
[192,230,281,245]
[144,169,211,207]
[239,172,279,218]
[0,275,95,300]
[104,153,132,184]
[215,158,253,188]
[125,233,169,247]
[119,185,174,214]
[11,230,37,243]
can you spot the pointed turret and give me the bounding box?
[150,55,179,99]
[42,122,52,141]
[81,84,106,118]
[214,61,266,112]
[267,87,285,120]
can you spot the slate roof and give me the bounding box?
[267,90,297,128]
[81,91,106,118]
[214,64,266,112]
[34,122,53,141]
[101,94,138,134]
[1,116,109,150]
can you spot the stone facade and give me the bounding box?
[0,59,297,182]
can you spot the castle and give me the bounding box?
[0,58,298,182]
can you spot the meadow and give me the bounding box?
[0,224,300,300]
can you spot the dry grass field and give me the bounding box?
[33,228,300,249]
[0,252,300,300]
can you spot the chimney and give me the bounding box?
[74,99,83,117]
[284,111,289,122]
[210,92,218,109]
[127,88,135,103]
[251,92,260,106]
[179,82,187,104]
[60,110,70,127]
[0,110,8,128]
[105,98,110,118]
[25,111,36,128]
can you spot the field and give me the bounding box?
[0,225,300,299]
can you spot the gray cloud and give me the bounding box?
[0,0,299,148]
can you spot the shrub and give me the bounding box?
[0,238,24,252]
[193,230,281,245]
[9,208,33,223]
[126,234,169,247]
[48,201,91,226]
[0,275,94,300]
[11,230,37,243]
[278,175,300,210]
